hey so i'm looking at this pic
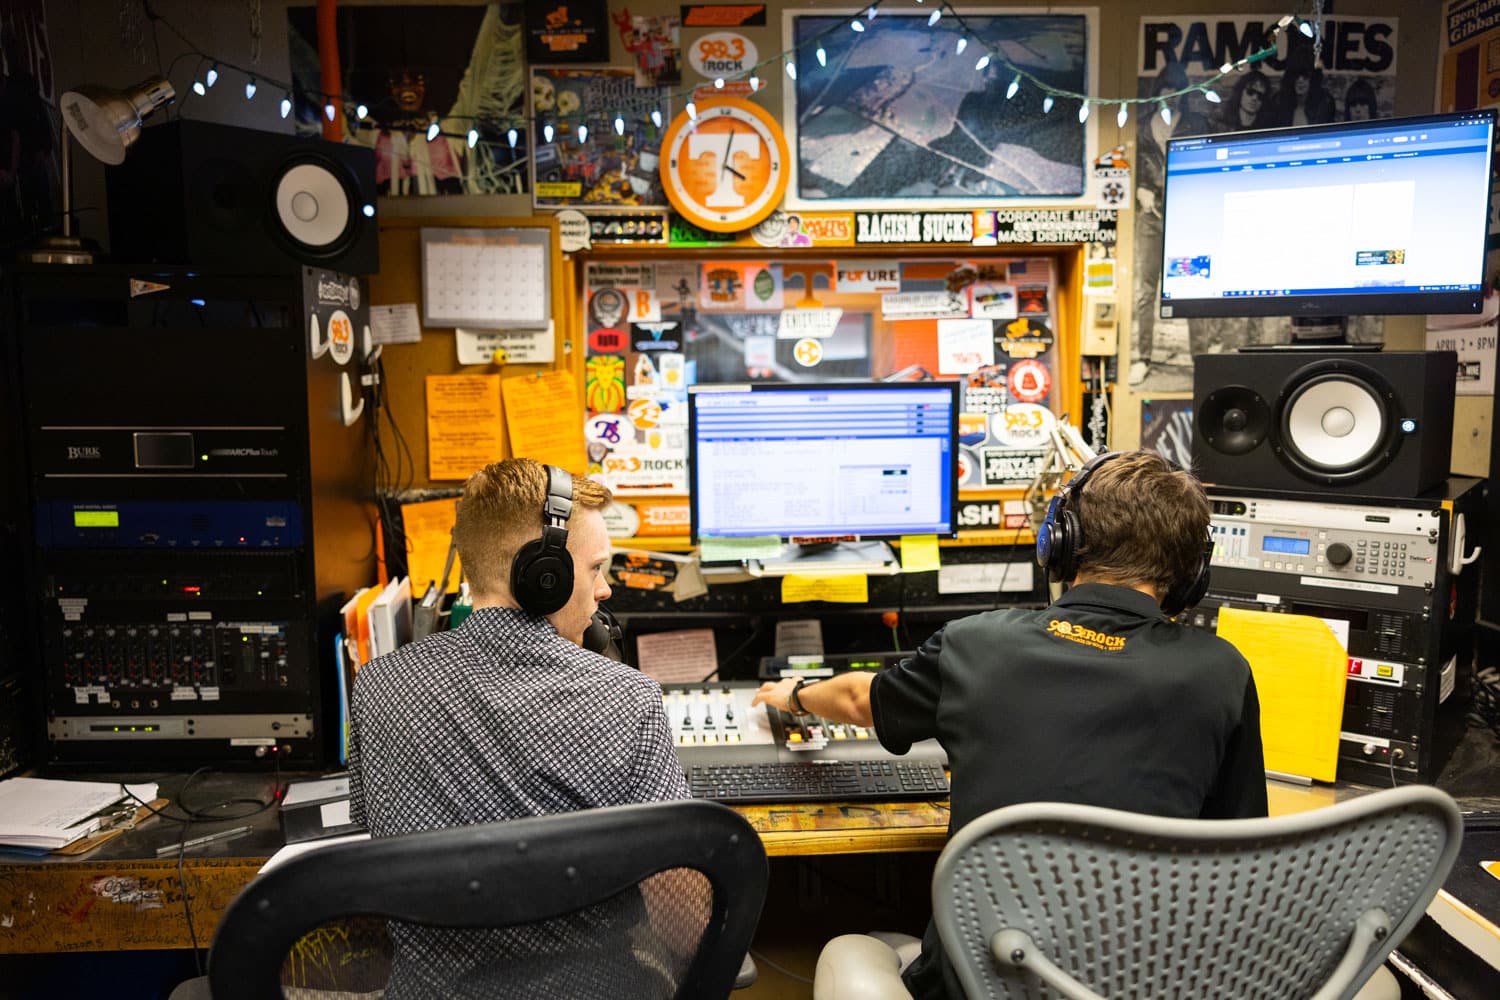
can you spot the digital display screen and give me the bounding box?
[688,382,959,541]
[1160,109,1496,318]
[1262,535,1310,555]
[73,510,120,528]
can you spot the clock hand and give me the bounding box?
[720,128,737,179]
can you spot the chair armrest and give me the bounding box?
[993,929,1107,1000]
[1310,908,1392,1000]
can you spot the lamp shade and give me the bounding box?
[59,76,175,165]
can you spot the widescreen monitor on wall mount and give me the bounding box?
[1159,108,1496,320]
[687,381,960,547]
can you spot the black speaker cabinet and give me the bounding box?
[106,120,380,275]
[1193,350,1456,498]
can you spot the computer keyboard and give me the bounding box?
[686,759,949,804]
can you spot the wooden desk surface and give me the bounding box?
[2,775,1495,955]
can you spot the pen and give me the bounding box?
[156,824,253,856]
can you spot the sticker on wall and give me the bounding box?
[963,365,1010,414]
[990,403,1056,449]
[688,31,758,79]
[793,337,824,367]
[632,322,684,353]
[589,287,629,329]
[981,447,1048,487]
[969,282,1018,320]
[937,319,995,375]
[1007,359,1052,404]
[629,288,662,323]
[585,412,628,447]
[748,266,784,310]
[602,501,642,538]
[997,317,1054,360]
[834,261,902,293]
[778,308,842,340]
[589,326,628,353]
[585,354,626,413]
[957,447,979,487]
[700,265,745,309]
[1017,286,1050,315]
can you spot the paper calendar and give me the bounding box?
[421,227,552,329]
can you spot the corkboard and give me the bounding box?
[367,215,575,490]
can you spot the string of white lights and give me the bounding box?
[156,0,1320,147]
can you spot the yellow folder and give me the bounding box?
[1216,607,1348,783]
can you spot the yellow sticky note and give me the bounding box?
[781,574,869,604]
[1216,607,1347,783]
[899,535,940,573]
[502,370,587,473]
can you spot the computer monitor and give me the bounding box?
[1159,108,1496,320]
[688,382,960,544]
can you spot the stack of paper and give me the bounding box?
[0,777,157,851]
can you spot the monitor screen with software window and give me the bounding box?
[1159,108,1496,319]
[688,382,959,543]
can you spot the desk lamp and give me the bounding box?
[20,75,175,265]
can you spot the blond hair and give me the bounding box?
[451,458,611,598]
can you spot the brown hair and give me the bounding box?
[451,458,612,599]
[1071,450,1210,595]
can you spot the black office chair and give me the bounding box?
[198,799,767,1000]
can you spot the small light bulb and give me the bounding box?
[614,116,625,135]
[1203,89,1222,104]
[205,65,218,88]
[467,128,479,148]
[651,108,663,128]
[956,37,968,55]
[324,103,336,122]
[244,78,257,100]
[749,75,760,92]
[1220,61,1235,75]
[1117,104,1129,128]
[578,124,588,143]
[507,128,518,148]
[975,54,990,71]
[850,19,865,33]
[1299,20,1315,38]
[1006,75,1020,100]
[426,120,440,141]
[928,10,941,27]
[362,204,375,218]
[1042,95,1054,114]
[687,102,697,120]
[1160,103,1173,125]
[1078,101,1090,123]
[817,46,827,67]
[544,123,555,143]
[356,104,368,120]
[280,96,292,119]
[714,77,725,89]
[192,80,206,97]
[866,5,877,19]
[786,61,798,81]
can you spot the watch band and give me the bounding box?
[788,677,816,715]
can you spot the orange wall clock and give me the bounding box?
[659,97,790,233]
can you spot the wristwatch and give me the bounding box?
[788,677,817,715]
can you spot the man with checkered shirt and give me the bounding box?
[349,458,690,998]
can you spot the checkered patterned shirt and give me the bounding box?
[349,606,689,998]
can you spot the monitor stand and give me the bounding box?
[1237,317,1380,353]
[746,540,901,577]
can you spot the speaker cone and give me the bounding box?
[1196,384,1271,456]
[273,158,354,254]
[1277,361,1398,482]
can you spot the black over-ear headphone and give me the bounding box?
[511,465,575,616]
[1034,451,1212,616]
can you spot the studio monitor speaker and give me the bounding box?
[1193,350,1456,498]
[106,120,379,275]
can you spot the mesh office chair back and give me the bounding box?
[206,799,767,1000]
[932,785,1461,1000]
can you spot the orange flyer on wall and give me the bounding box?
[502,370,587,473]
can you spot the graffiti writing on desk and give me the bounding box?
[92,875,165,910]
